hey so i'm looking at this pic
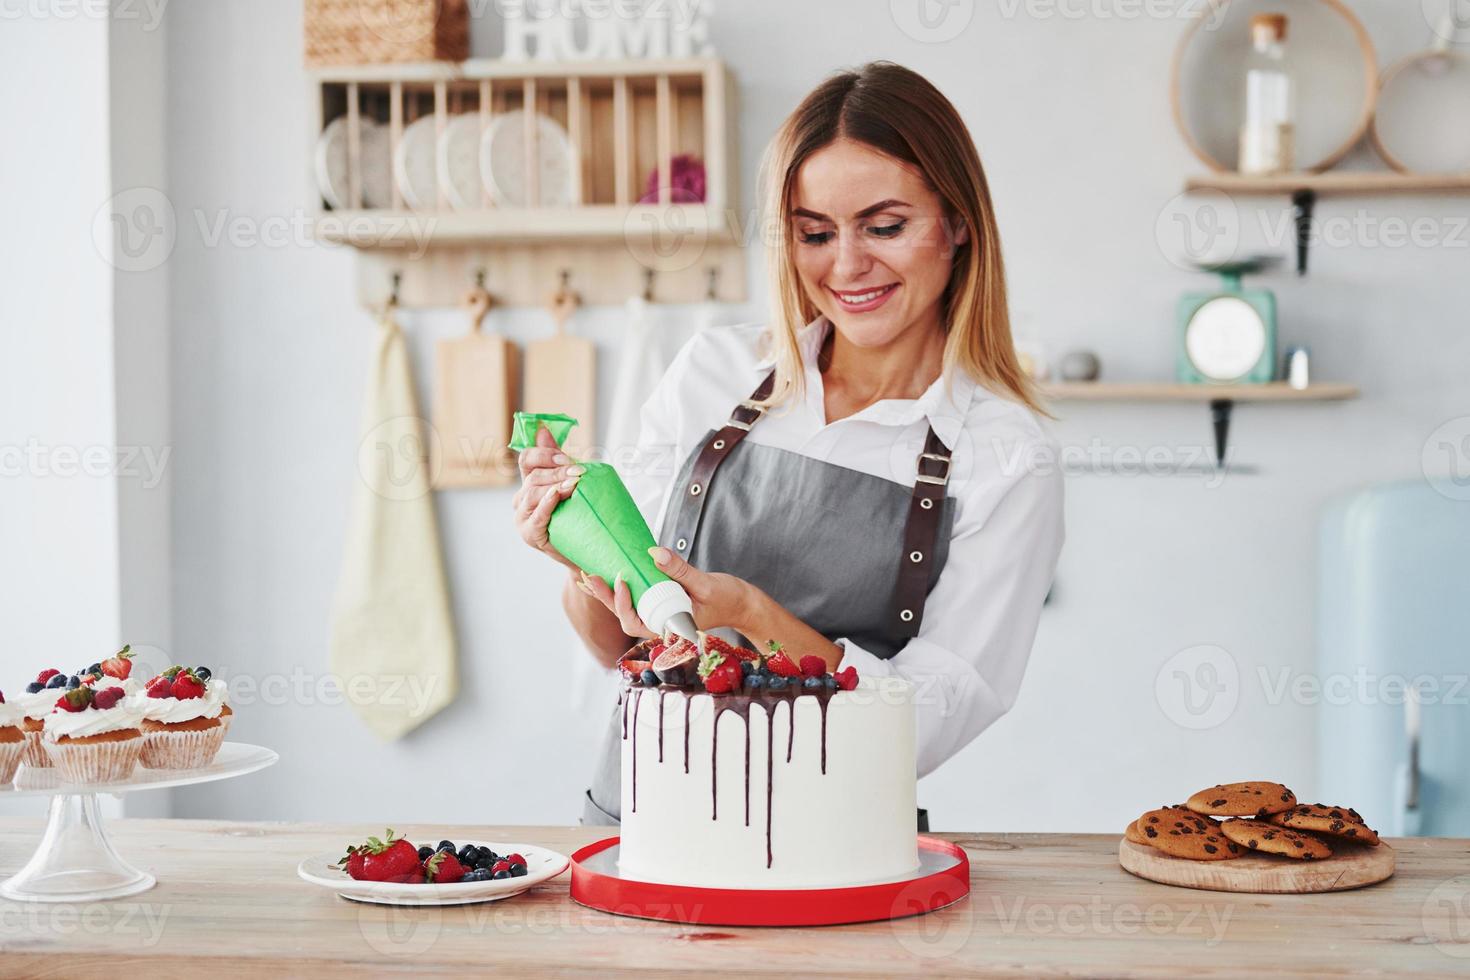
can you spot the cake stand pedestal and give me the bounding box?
[570,835,971,927]
[0,742,277,903]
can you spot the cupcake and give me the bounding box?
[15,669,71,768]
[0,690,25,783]
[42,684,146,783]
[134,666,230,770]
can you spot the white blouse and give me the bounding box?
[620,317,1065,778]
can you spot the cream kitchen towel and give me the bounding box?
[605,294,669,466]
[330,310,458,740]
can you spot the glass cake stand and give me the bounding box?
[0,742,277,903]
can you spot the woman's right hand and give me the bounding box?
[512,425,584,570]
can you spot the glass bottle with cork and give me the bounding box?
[1239,13,1295,175]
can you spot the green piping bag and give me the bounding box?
[510,412,697,641]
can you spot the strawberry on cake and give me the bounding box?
[42,684,147,783]
[0,690,25,783]
[132,665,231,769]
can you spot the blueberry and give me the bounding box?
[757,666,772,679]
[457,844,478,865]
[417,845,434,861]
[744,674,765,692]
[767,676,788,692]
[492,869,512,880]
[25,682,42,694]
[640,668,659,687]
[438,840,456,853]
[46,674,68,689]
[87,663,102,675]
[510,864,528,878]
[65,676,81,689]
[823,676,838,690]
[195,667,212,681]
[740,660,755,677]
[476,845,495,863]
[802,676,823,691]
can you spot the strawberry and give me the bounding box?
[490,859,512,875]
[503,853,526,867]
[798,656,827,679]
[145,674,173,699]
[703,634,752,662]
[92,686,125,710]
[56,687,93,712]
[171,670,207,700]
[697,649,742,694]
[35,669,61,685]
[834,666,859,691]
[619,659,650,678]
[101,645,134,680]
[338,829,422,883]
[423,850,468,884]
[0,690,5,704]
[764,641,801,678]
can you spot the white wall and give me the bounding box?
[159,0,1470,831]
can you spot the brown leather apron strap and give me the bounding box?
[892,425,951,638]
[667,370,777,558]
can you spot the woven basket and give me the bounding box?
[305,0,469,67]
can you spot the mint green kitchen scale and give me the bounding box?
[1176,256,1279,385]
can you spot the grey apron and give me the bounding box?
[582,369,956,825]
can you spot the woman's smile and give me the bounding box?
[828,282,899,313]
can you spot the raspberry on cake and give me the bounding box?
[130,666,232,770]
[42,684,147,783]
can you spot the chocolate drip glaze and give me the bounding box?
[630,688,643,813]
[623,682,836,868]
[657,690,666,763]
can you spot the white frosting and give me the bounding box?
[15,687,63,721]
[0,699,23,729]
[42,696,146,742]
[619,676,919,889]
[84,675,142,697]
[130,679,229,724]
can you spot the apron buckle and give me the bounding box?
[727,401,766,432]
[916,452,952,486]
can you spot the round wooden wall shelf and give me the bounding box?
[1370,49,1470,175]
[1171,0,1378,175]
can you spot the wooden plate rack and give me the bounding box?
[309,57,746,308]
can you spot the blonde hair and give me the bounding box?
[756,61,1044,415]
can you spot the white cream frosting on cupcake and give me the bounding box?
[16,687,63,722]
[132,679,230,725]
[0,698,24,730]
[42,697,146,742]
[84,675,143,697]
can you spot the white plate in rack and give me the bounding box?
[298,840,570,906]
[438,114,487,211]
[394,115,442,211]
[315,116,393,210]
[480,110,575,208]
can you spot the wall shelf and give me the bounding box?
[1043,382,1359,402]
[310,56,745,307]
[1043,382,1359,466]
[1186,172,1470,196]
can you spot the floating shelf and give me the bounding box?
[1043,382,1359,466]
[309,56,745,307]
[1185,172,1470,196]
[1043,382,1359,402]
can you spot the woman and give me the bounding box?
[514,62,1064,825]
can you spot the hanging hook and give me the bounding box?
[705,267,719,302]
[381,271,402,316]
[474,266,487,289]
[643,268,656,303]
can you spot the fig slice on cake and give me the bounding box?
[651,636,700,686]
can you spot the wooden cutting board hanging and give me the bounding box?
[431,284,519,489]
[522,275,596,460]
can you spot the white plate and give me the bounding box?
[480,110,575,208]
[438,114,487,211]
[315,117,393,210]
[394,115,441,211]
[3,742,278,798]
[298,840,570,907]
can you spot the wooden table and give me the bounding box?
[2,820,1468,977]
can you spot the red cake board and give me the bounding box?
[569,835,970,927]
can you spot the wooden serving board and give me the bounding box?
[1119,837,1394,894]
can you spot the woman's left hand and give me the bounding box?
[578,547,758,640]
